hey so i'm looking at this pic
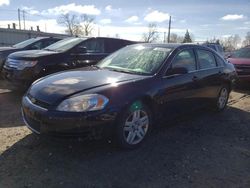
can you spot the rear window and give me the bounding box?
[197,49,217,69]
[232,48,250,59]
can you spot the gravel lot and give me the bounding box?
[0,80,250,188]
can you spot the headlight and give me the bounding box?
[6,59,38,70]
[56,94,109,112]
[17,60,38,70]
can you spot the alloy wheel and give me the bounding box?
[123,110,149,145]
[217,87,229,110]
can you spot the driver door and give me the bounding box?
[71,38,108,68]
[157,48,200,119]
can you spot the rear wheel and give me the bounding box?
[116,101,152,149]
[215,86,229,111]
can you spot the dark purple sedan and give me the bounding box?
[22,43,237,149]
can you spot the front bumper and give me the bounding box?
[22,96,118,137]
[2,66,35,85]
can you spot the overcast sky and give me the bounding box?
[0,0,250,41]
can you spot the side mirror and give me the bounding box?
[166,67,188,76]
[226,54,231,59]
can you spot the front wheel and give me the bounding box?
[116,102,152,149]
[215,86,229,111]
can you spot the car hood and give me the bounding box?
[8,49,59,60]
[228,58,250,65]
[0,47,19,55]
[28,68,148,106]
[0,47,16,52]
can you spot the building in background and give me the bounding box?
[0,25,69,46]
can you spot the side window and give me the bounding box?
[215,55,225,66]
[105,39,124,53]
[79,39,105,53]
[41,39,58,48]
[29,41,43,50]
[171,49,196,72]
[197,49,217,69]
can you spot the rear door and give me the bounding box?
[157,48,200,118]
[194,48,223,101]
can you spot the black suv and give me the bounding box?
[2,37,136,87]
[0,37,61,71]
[202,43,225,57]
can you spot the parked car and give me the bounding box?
[228,46,250,82]
[0,37,61,71]
[21,43,237,149]
[2,37,136,87]
[201,43,225,57]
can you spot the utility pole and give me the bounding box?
[167,15,171,43]
[163,32,166,43]
[23,10,26,30]
[18,8,21,29]
[98,27,100,37]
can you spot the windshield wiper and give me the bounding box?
[91,65,100,69]
[104,67,139,74]
[44,49,57,52]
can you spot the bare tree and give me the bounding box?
[169,33,178,43]
[81,14,95,36]
[221,34,241,51]
[57,14,82,36]
[242,32,250,47]
[169,33,185,43]
[57,14,95,36]
[208,37,221,44]
[142,23,159,42]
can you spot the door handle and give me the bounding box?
[218,71,224,75]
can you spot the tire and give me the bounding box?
[214,86,230,111]
[115,101,152,149]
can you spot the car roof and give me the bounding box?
[34,37,57,39]
[68,36,136,43]
[64,37,140,43]
[132,43,206,49]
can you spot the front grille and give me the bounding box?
[27,93,50,109]
[234,64,250,75]
[5,59,19,69]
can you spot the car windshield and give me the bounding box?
[13,38,40,48]
[232,48,250,59]
[44,38,86,52]
[98,45,172,75]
